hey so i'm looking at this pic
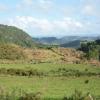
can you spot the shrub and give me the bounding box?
[84,80,89,84]
[85,68,88,72]
[0,68,45,77]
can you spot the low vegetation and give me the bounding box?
[0,67,99,77]
[0,43,84,64]
[0,88,98,100]
[0,44,25,60]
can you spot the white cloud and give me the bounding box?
[81,0,100,17]
[5,16,85,36]
[38,0,53,9]
[7,16,54,33]
[0,3,8,12]
[82,5,95,15]
[1,15,99,37]
[16,0,54,12]
[23,0,33,6]
[16,0,33,10]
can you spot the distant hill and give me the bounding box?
[34,36,99,48]
[60,40,81,48]
[0,24,36,47]
[33,37,58,45]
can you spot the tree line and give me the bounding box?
[79,39,100,61]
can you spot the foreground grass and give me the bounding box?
[0,76,100,98]
[0,63,100,99]
[0,88,97,100]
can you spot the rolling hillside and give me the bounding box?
[0,44,84,64]
[0,24,84,63]
[0,24,36,47]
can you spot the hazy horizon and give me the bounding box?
[32,33,100,38]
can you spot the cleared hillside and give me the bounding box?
[0,43,84,64]
[0,43,26,60]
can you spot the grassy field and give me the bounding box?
[0,76,100,98]
[0,63,100,73]
[0,63,100,99]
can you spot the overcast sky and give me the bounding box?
[0,0,100,37]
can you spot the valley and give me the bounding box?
[0,0,100,99]
[0,24,100,100]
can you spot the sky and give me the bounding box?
[0,0,100,37]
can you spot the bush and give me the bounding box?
[0,68,45,77]
[84,80,89,84]
[85,68,88,72]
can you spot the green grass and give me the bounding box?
[0,76,100,98]
[0,63,99,73]
[0,63,100,98]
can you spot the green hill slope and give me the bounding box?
[0,24,36,47]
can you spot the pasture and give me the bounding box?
[0,63,100,99]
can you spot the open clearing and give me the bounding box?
[0,76,100,98]
[0,63,100,99]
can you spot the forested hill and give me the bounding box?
[80,39,100,61]
[0,24,36,47]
